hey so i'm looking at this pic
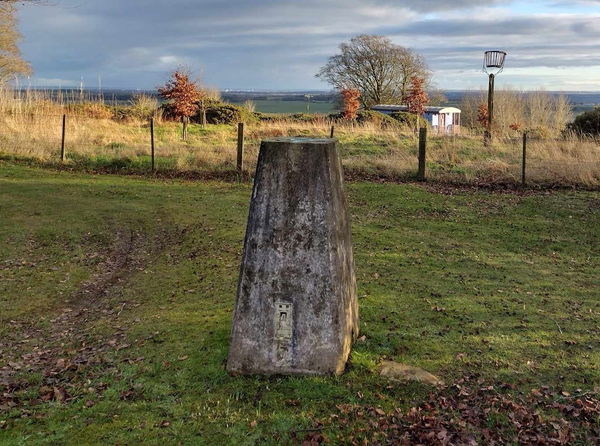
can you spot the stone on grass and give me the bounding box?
[379,361,445,386]
[227,138,358,376]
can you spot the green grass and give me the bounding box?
[0,162,598,445]
[230,100,338,114]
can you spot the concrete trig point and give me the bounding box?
[227,137,359,376]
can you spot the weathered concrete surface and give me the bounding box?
[227,138,358,376]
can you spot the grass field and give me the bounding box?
[230,100,338,114]
[2,86,599,188]
[2,117,599,188]
[0,163,599,444]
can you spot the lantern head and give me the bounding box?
[483,50,507,75]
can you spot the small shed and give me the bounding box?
[372,105,461,135]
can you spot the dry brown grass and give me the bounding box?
[0,88,598,187]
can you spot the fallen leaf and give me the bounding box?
[380,361,444,386]
[53,387,67,402]
[8,362,22,370]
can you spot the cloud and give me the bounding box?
[14,0,600,90]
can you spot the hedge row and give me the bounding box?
[63,101,431,128]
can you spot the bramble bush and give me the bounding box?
[65,102,113,120]
[567,107,600,136]
[389,111,427,128]
[200,102,257,124]
[254,112,325,123]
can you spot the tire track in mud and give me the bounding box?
[0,225,188,411]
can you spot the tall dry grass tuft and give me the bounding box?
[129,94,159,120]
[460,88,573,138]
[243,100,256,113]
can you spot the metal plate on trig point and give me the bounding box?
[275,301,292,341]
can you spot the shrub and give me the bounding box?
[65,102,113,119]
[567,107,600,136]
[199,102,257,124]
[254,113,324,123]
[526,126,553,140]
[128,94,159,120]
[477,104,489,128]
[288,113,324,123]
[340,88,361,120]
[254,112,277,122]
[202,103,240,124]
[405,76,429,116]
[159,102,179,121]
[158,69,203,121]
[389,111,427,128]
[355,110,399,127]
[110,106,134,122]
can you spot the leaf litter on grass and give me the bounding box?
[301,374,599,445]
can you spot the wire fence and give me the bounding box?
[1,113,599,187]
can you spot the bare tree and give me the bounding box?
[0,2,31,83]
[317,35,431,108]
[428,89,447,106]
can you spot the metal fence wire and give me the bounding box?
[1,114,599,187]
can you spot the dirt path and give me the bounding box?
[0,226,185,410]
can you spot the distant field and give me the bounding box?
[230,99,338,114]
[20,88,600,115]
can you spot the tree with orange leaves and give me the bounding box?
[159,68,203,140]
[0,2,31,82]
[509,122,522,132]
[477,104,489,129]
[406,76,429,116]
[405,76,429,130]
[340,88,361,120]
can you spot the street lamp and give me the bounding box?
[483,50,507,144]
[305,94,314,113]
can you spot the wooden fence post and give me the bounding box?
[417,127,427,181]
[237,122,245,180]
[182,116,188,140]
[521,131,527,186]
[330,125,335,138]
[60,114,66,162]
[150,117,155,172]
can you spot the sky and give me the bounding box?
[15,0,600,91]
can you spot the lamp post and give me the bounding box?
[305,94,314,113]
[483,50,507,145]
